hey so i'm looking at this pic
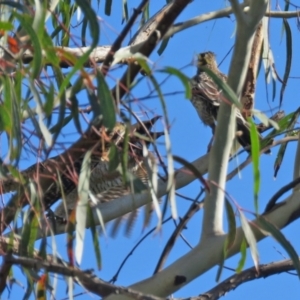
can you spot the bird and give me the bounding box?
[53,117,164,236]
[190,51,268,153]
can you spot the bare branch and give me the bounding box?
[5,254,165,300]
[154,199,204,274]
[110,0,192,102]
[198,258,298,300]
[100,0,150,76]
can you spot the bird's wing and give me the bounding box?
[192,74,221,106]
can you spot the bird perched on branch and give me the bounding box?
[0,117,163,236]
[53,117,163,235]
[190,51,268,153]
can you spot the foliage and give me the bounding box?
[0,1,299,299]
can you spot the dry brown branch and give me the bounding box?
[241,22,264,118]
[111,0,191,102]
[5,254,165,299]
[197,259,298,300]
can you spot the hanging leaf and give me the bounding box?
[280,19,292,106]
[240,211,259,270]
[248,118,260,213]
[257,216,300,279]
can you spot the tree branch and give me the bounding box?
[103,190,300,299]
[200,0,268,241]
[198,258,298,300]
[4,254,165,300]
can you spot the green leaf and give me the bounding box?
[148,74,176,220]
[240,211,259,270]
[157,37,170,56]
[22,267,34,300]
[248,118,260,213]
[59,0,99,96]
[280,19,292,106]
[81,16,88,46]
[121,125,129,184]
[105,0,112,15]
[13,12,42,79]
[225,198,236,251]
[236,238,247,273]
[109,143,120,172]
[273,109,300,177]
[160,66,191,99]
[0,21,14,30]
[140,2,149,28]
[257,216,300,279]
[75,149,92,265]
[87,205,102,270]
[96,70,116,129]
[30,81,53,147]
[122,0,128,23]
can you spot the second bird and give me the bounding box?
[190,51,262,153]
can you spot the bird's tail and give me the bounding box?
[236,120,271,154]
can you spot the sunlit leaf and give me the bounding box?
[148,74,176,220]
[225,198,236,251]
[236,238,247,273]
[30,81,53,147]
[143,145,161,228]
[75,149,92,265]
[240,211,259,270]
[248,118,260,213]
[0,21,13,30]
[87,206,101,270]
[87,205,102,269]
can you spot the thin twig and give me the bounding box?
[264,177,300,213]
[154,195,204,274]
[100,0,150,76]
[109,217,172,283]
[197,258,298,300]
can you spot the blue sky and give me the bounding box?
[4,1,300,299]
